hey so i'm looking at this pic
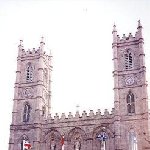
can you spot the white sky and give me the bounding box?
[0,0,150,149]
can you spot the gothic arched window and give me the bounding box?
[26,62,33,82]
[125,51,133,70]
[129,130,138,150]
[23,102,31,122]
[127,91,135,114]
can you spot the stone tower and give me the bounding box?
[8,21,150,150]
[112,21,150,150]
[8,38,52,150]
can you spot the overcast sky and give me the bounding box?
[0,0,150,149]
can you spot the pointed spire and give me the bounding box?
[40,36,44,44]
[137,20,142,29]
[18,40,24,56]
[136,20,143,39]
[18,39,23,48]
[49,48,52,57]
[76,104,80,112]
[112,23,117,33]
[112,23,117,43]
[40,36,45,52]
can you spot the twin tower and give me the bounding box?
[8,21,150,150]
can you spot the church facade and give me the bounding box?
[8,21,150,150]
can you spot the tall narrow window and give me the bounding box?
[43,68,48,87]
[26,62,33,82]
[42,106,46,116]
[23,102,31,122]
[129,130,138,150]
[127,91,135,114]
[125,51,133,70]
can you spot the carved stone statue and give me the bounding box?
[50,140,56,150]
[74,140,81,150]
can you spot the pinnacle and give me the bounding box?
[137,20,142,29]
[19,39,23,47]
[112,23,117,32]
[40,36,44,43]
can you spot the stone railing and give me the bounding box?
[44,108,115,123]
[116,31,143,44]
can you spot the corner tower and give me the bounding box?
[8,38,52,150]
[112,21,150,150]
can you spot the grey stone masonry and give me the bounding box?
[8,21,150,150]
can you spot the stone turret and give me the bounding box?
[112,20,150,150]
[18,40,24,57]
[136,20,143,38]
[112,24,117,43]
[39,36,45,53]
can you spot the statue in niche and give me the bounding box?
[50,139,56,150]
[129,131,138,150]
[23,103,31,122]
[74,138,81,150]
